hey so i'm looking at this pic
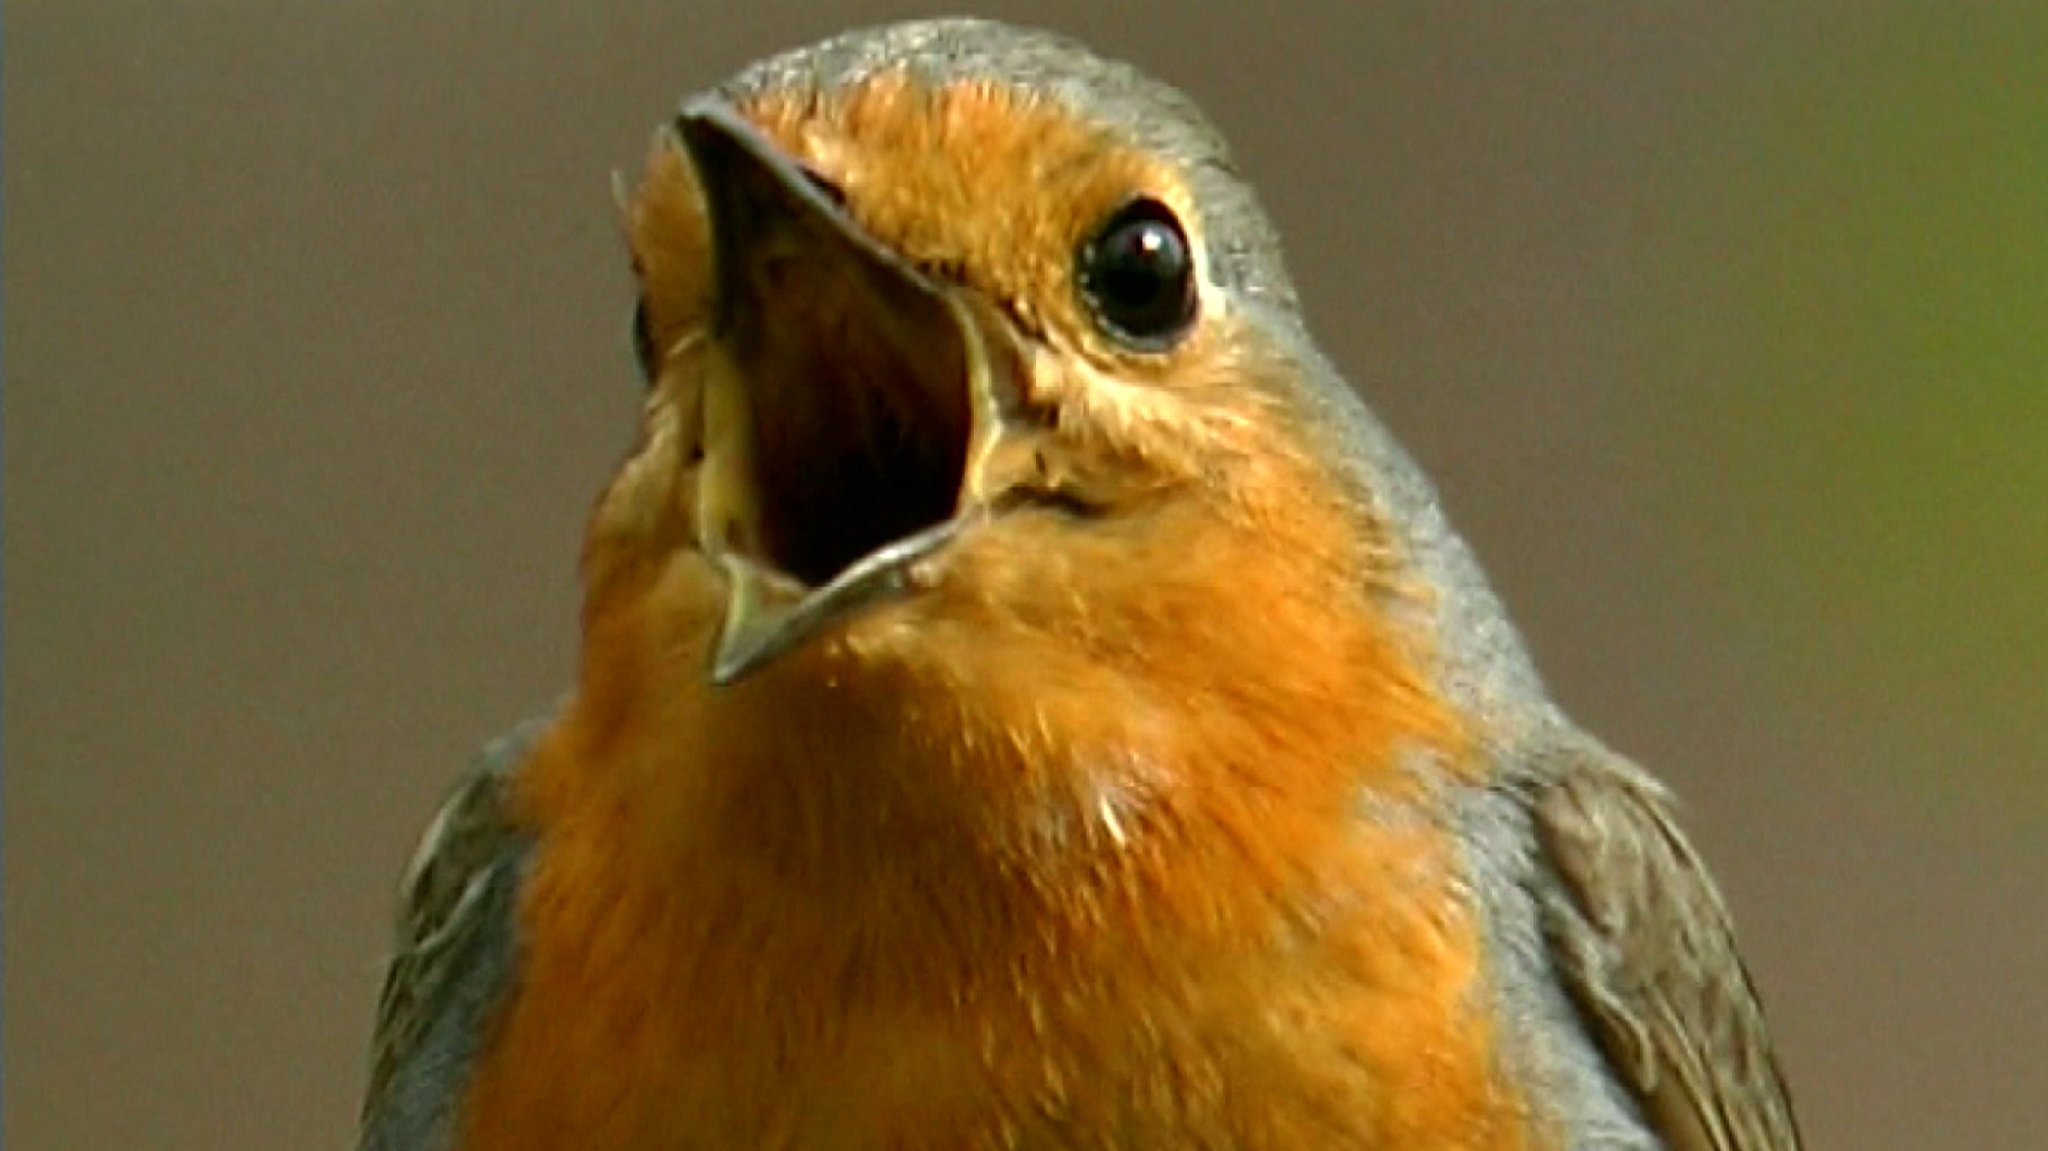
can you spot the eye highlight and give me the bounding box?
[1077,197,1197,349]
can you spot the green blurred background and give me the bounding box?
[8,3,2043,1148]
[1635,5,2048,829]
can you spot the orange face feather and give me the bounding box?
[456,71,1538,1151]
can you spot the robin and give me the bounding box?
[357,18,1801,1151]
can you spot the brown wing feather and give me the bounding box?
[1530,741,1803,1151]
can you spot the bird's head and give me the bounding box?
[578,21,1481,860]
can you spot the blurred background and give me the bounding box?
[7,2,2044,1147]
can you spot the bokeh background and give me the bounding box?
[8,3,2044,1148]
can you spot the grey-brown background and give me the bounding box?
[8,3,2045,1148]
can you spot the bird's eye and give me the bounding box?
[1077,197,1197,348]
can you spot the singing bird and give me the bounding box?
[358,18,1801,1151]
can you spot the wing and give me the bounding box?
[358,722,543,1151]
[1529,739,1803,1151]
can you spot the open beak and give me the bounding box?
[674,99,1022,685]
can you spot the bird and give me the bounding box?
[356,17,1802,1151]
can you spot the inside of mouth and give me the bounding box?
[726,274,973,588]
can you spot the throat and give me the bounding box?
[530,663,1196,1008]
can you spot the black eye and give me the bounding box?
[1078,197,1197,347]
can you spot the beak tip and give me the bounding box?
[707,626,777,688]
[706,656,749,689]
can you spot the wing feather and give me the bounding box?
[358,722,543,1151]
[1529,741,1802,1151]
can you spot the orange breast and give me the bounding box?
[454,693,1541,1151]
